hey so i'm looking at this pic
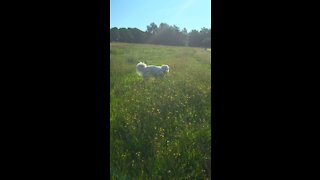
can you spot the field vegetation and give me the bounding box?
[110,42,211,179]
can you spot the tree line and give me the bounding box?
[110,22,211,48]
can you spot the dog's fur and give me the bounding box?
[136,62,169,79]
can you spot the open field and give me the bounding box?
[110,43,211,179]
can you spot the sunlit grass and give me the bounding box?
[110,42,211,179]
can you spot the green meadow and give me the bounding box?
[110,43,211,179]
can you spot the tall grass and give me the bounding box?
[110,43,211,179]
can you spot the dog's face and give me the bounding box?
[136,62,147,72]
[161,65,169,73]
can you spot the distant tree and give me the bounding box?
[188,28,211,47]
[152,23,185,46]
[182,28,188,34]
[172,25,183,46]
[110,23,210,48]
[181,28,188,46]
[146,22,158,36]
[201,38,211,48]
[199,28,211,47]
[130,28,146,43]
[110,27,119,42]
[146,22,159,44]
[118,28,134,42]
[189,30,202,47]
[153,23,169,45]
[159,23,170,30]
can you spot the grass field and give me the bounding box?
[110,43,211,179]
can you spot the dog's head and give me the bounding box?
[136,62,147,77]
[161,65,169,73]
[136,62,147,72]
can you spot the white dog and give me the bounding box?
[136,62,169,79]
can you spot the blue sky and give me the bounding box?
[110,0,211,32]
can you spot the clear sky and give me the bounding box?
[110,0,211,32]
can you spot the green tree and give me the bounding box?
[146,22,158,36]
[200,28,211,47]
[189,30,201,47]
[111,22,210,48]
[110,27,119,42]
